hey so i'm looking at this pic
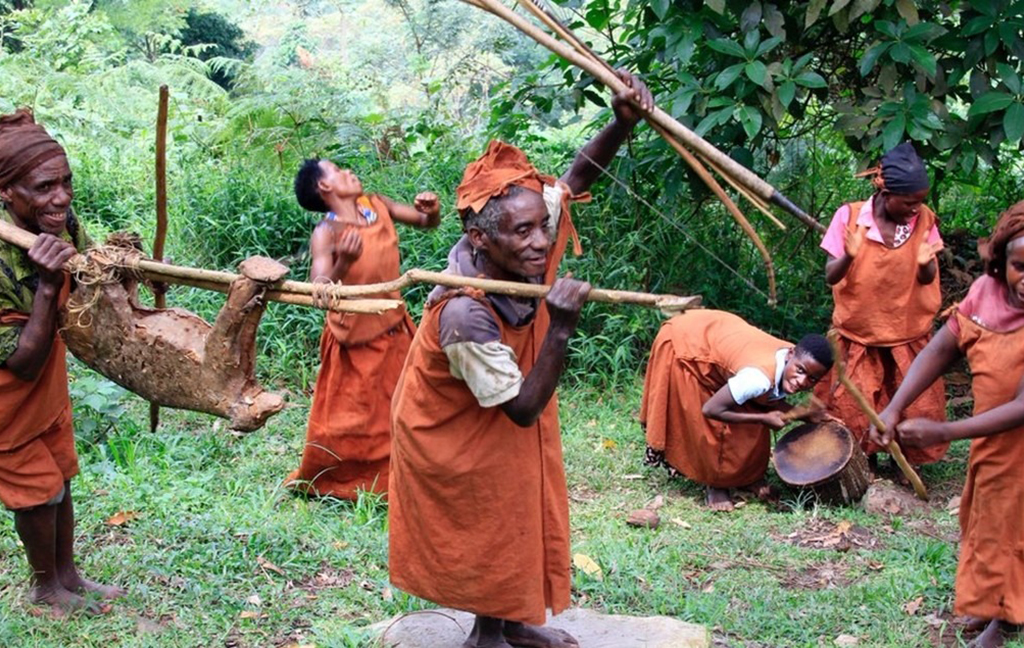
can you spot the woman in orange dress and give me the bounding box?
[874,202,1024,647]
[285,159,439,499]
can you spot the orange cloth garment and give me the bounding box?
[952,312,1024,623]
[388,293,570,625]
[389,144,580,625]
[813,334,948,463]
[639,310,790,489]
[831,201,942,346]
[0,278,77,510]
[286,196,414,500]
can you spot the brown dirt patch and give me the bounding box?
[772,517,878,552]
[290,562,354,592]
[777,560,854,590]
[922,609,984,648]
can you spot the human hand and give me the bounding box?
[869,406,900,447]
[414,191,441,226]
[896,417,948,448]
[27,234,76,287]
[611,69,654,127]
[335,228,363,264]
[844,224,868,259]
[762,410,788,430]
[546,277,591,329]
[917,241,943,267]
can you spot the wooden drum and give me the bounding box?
[772,421,871,505]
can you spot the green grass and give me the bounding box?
[1,373,1016,647]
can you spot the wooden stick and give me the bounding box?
[827,332,928,500]
[284,267,703,312]
[151,84,170,433]
[462,0,823,232]
[0,220,401,314]
[0,220,700,312]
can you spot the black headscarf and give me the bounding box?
[880,142,929,195]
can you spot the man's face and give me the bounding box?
[476,190,551,279]
[781,349,828,394]
[882,188,928,223]
[1005,234,1024,309]
[318,160,362,200]
[0,155,73,235]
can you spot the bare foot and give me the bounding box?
[504,621,578,648]
[61,573,125,600]
[30,584,111,617]
[968,620,1021,648]
[705,487,734,512]
[463,616,513,648]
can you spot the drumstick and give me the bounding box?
[827,332,928,500]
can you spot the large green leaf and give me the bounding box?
[715,63,745,90]
[707,38,747,59]
[859,42,891,76]
[805,0,827,27]
[778,80,796,107]
[651,0,671,20]
[968,92,1014,116]
[998,63,1022,94]
[882,114,907,151]
[735,105,763,138]
[1004,101,1024,142]
[908,44,937,77]
[745,60,768,86]
[794,71,827,88]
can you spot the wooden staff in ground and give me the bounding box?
[827,332,928,500]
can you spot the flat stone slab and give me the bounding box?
[373,607,709,648]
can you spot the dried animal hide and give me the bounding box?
[60,252,288,432]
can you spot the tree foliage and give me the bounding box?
[509,0,1024,178]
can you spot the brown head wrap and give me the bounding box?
[0,109,66,189]
[980,200,1024,279]
[455,140,556,217]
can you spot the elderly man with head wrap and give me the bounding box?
[814,141,948,477]
[388,71,652,648]
[0,109,123,614]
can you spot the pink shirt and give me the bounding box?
[948,275,1024,336]
[820,196,943,258]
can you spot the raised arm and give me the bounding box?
[3,235,77,381]
[501,277,590,427]
[870,323,961,446]
[559,70,653,196]
[308,223,362,284]
[379,192,441,229]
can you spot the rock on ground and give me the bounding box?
[373,607,709,648]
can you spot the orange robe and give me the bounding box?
[0,281,78,510]
[388,163,581,624]
[286,195,413,500]
[953,312,1024,623]
[815,201,948,464]
[640,310,790,489]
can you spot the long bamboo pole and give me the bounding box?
[0,220,700,312]
[511,0,777,301]
[827,332,928,500]
[151,84,170,433]
[464,0,824,232]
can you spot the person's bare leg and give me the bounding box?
[504,621,578,647]
[55,482,123,600]
[705,486,734,511]
[463,616,513,648]
[968,619,1021,648]
[13,500,89,615]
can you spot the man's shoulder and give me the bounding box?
[438,295,501,347]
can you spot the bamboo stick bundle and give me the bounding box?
[461,0,823,233]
